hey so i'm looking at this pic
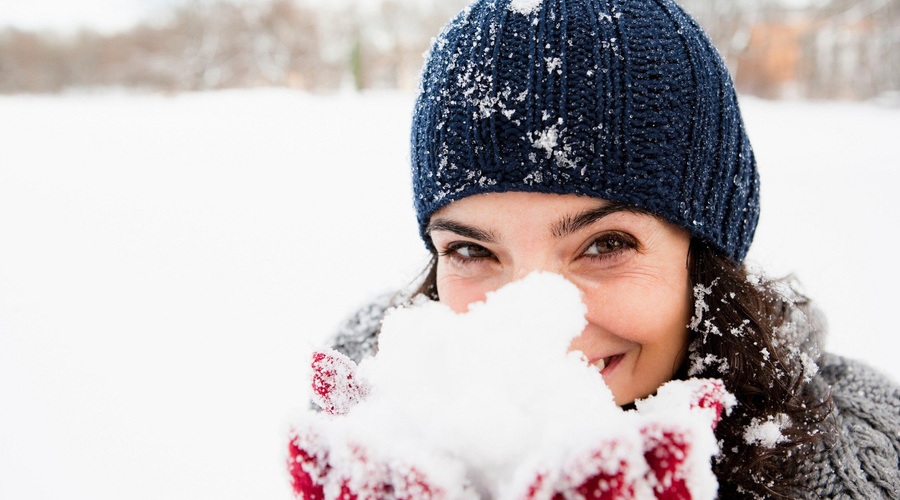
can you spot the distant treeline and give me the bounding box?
[0,0,897,100]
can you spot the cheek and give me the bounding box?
[584,273,692,344]
[436,269,493,313]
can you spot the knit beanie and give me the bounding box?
[411,0,760,263]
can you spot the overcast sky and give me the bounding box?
[0,0,175,32]
[0,0,822,33]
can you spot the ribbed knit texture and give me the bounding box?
[800,355,900,499]
[411,0,760,262]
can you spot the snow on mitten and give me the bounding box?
[289,350,370,498]
[508,378,734,500]
[324,442,392,499]
[636,379,736,500]
[514,437,648,500]
[310,349,370,415]
[292,349,470,499]
[685,379,731,429]
[288,426,392,499]
[289,422,465,500]
[640,422,693,499]
[290,277,736,499]
[288,426,329,499]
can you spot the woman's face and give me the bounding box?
[428,192,692,406]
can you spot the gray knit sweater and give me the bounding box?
[800,355,900,499]
[327,295,900,499]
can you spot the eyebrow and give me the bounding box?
[551,202,647,238]
[426,201,647,243]
[426,218,499,243]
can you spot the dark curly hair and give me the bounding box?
[410,237,834,498]
[683,238,834,498]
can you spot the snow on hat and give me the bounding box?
[411,0,760,263]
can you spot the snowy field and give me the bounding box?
[0,90,897,499]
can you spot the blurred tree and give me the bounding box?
[251,0,326,88]
[0,0,895,99]
[801,0,899,99]
[0,29,71,92]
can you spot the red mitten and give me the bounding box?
[687,379,729,429]
[288,427,329,499]
[509,379,734,500]
[310,349,370,415]
[288,425,456,499]
[291,350,465,499]
[291,349,368,498]
[293,375,733,500]
[289,274,738,499]
[516,438,645,500]
[641,423,692,499]
[636,379,736,500]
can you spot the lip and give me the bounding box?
[588,353,624,376]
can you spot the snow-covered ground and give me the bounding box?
[0,90,897,500]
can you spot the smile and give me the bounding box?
[591,354,623,375]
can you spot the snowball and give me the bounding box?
[293,273,730,499]
[355,272,618,495]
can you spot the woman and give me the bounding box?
[329,0,900,497]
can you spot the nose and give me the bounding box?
[510,256,562,282]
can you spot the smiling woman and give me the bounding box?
[428,193,691,407]
[320,0,900,497]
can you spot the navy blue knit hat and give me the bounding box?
[411,0,760,262]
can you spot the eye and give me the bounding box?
[582,232,637,260]
[440,242,495,264]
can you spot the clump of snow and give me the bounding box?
[363,273,604,480]
[689,281,713,330]
[743,413,791,448]
[545,56,562,74]
[531,122,560,155]
[799,351,820,382]
[509,0,543,16]
[690,279,724,339]
[689,352,730,376]
[527,119,578,171]
[745,272,762,287]
[292,273,732,498]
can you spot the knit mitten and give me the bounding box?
[289,350,731,499]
